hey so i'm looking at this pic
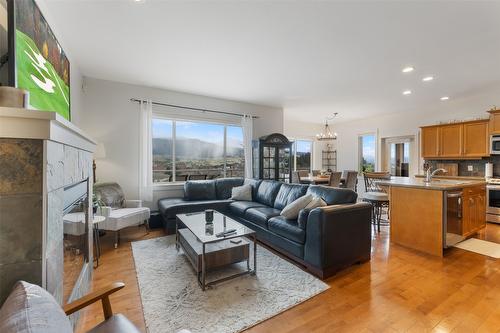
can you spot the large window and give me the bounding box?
[294,140,312,172]
[152,118,244,183]
[359,134,376,172]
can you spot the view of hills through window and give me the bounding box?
[152,118,244,182]
[359,134,376,172]
[295,140,312,171]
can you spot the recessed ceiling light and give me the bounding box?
[403,90,412,95]
[440,96,449,101]
[422,76,434,82]
[402,66,414,73]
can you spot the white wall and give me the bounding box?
[80,77,284,208]
[283,118,335,171]
[331,83,500,177]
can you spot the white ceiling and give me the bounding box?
[44,0,500,124]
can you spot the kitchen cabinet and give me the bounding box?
[462,186,486,237]
[421,126,440,158]
[488,109,500,134]
[420,120,489,159]
[463,121,489,157]
[439,124,462,157]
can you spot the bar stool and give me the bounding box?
[362,172,391,232]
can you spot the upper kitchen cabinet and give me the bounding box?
[439,124,463,158]
[421,126,440,158]
[421,119,489,159]
[488,108,500,134]
[463,121,489,157]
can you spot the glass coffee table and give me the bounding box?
[176,211,257,291]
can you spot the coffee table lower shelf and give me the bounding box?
[177,228,257,290]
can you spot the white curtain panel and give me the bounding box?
[139,99,153,202]
[241,114,253,178]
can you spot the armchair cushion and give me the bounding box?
[87,314,141,333]
[94,182,126,208]
[0,281,73,333]
[99,207,150,231]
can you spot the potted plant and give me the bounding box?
[92,193,104,214]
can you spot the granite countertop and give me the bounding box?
[378,176,487,191]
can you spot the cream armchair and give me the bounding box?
[94,182,150,248]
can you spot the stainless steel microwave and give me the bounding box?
[491,135,500,154]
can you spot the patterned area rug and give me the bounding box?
[131,235,329,333]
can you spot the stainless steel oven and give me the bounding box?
[486,184,500,223]
[490,135,500,155]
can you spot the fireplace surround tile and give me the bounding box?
[0,194,43,265]
[0,139,42,195]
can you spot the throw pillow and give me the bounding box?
[280,194,313,220]
[305,196,327,209]
[231,184,253,201]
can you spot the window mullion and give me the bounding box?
[223,125,227,178]
[172,120,176,182]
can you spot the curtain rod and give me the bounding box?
[130,98,259,119]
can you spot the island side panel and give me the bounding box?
[389,186,444,257]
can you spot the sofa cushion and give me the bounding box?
[184,180,217,201]
[0,281,73,333]
[280,194,313,219]
[228,201,267,217]
[306,185,357,205]
[255,180,282,207]
[268,216,306,244]
[245,207,282,228]
[230,184,253,201]
[94,182,125,208]
[215,178,244,199]
[273,183,309,210]
[244,178,262,200]
[158,198,232,219]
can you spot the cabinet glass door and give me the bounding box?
[278,147,291,182]
[262,146,276,180]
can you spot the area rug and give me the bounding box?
[131,235,329,333]
[454,238,500,258]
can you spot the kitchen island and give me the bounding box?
[378,177,486,257]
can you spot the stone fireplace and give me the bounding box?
[0,107,96,326]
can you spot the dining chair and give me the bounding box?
[341,171,358,191]
[328,171,342,187]
[292,171,302,184]
[362,171,391,232]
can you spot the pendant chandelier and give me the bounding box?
[316,113,338,141]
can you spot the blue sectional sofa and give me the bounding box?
[158,178,372,278]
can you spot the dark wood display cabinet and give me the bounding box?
[252,133,293,183]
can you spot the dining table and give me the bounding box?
[300,176,346,185]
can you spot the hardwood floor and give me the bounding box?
[76,224,500,333]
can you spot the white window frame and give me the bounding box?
[152,113,244,184]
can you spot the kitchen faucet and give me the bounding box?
[424,167,447,183]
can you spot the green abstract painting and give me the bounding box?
[16,29,70,120]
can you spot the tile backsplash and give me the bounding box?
[426,156,500,177]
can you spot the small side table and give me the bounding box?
[93,215,106,267]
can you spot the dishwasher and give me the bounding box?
[445,191,464,247]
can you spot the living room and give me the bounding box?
[1,1,500,333]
